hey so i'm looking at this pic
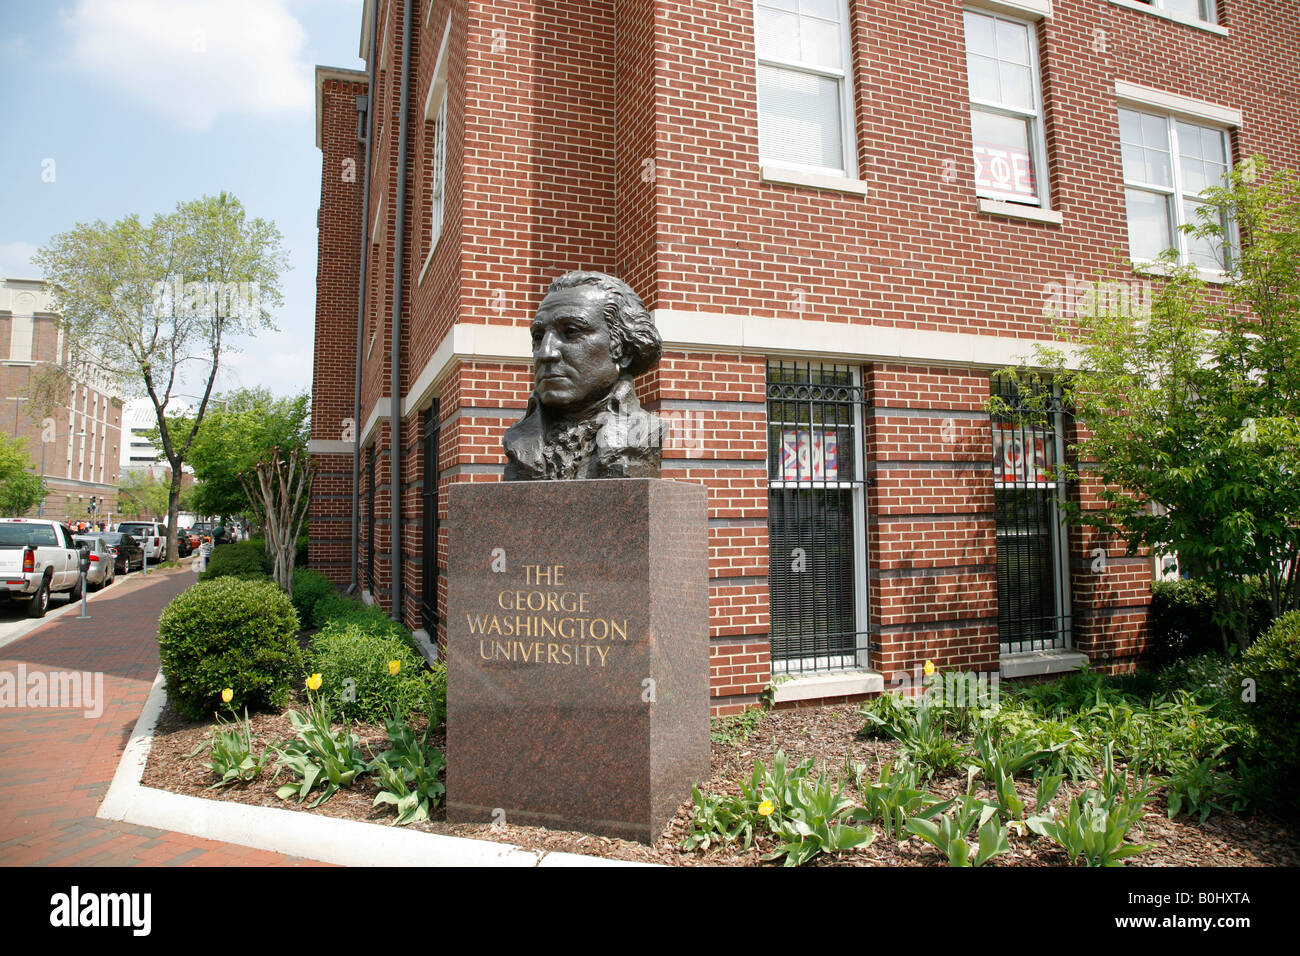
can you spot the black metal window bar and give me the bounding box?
[366,443,376,595]
[766,360,870,675]
[420,403,441,637]
[990,378,1071,653]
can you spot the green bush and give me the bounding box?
[199,541,271,581]
[158,578,303,720]
[292,568,335,628]
[1149,577,1274,663]
[1149,579,1221,663]
[311,590,412,645]
[1236,611,1300,808]
[311,620,441,723]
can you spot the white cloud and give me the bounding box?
[63,0,314,131]
[0,241,41,280]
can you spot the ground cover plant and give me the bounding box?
[142,648,1300,865]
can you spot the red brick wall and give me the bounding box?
[310,69,369,587]
[314,0,1300,708]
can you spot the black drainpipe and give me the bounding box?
[348,0,380,595]
[389,0,414,620]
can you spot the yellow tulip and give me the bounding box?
[757,799,775,817]
[306,673,323,691]
[221,688,234,704]
[388,660,401,676]
[923,660,936,676]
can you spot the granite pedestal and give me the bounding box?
[445,478,709,843]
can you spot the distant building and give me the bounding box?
[119,397,195,475]
[0,277,122,522]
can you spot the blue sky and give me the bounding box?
[0,0,365,400]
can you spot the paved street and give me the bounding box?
[0,564,322,866]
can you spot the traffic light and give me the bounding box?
[88,495,97,514]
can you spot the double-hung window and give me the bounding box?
[963,8,1050,207]
[1128,0,1218,26]
[419,13,453,284]
[1119,108,1231,271]
[753,1,857,177]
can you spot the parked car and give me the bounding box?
[164,525,193,558]
[0,518,85,617]
[94,533,145,575]
[72,535,116,590]
[116,521,167,561]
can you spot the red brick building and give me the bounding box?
[311,0,1300,713]
[1,278,122,523]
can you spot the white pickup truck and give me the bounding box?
[0,518,85,617]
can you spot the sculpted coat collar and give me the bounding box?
[503,376,664,481]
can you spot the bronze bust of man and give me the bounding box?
[504,271,665,481]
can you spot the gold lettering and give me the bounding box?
[611,618,627,641]
[579,592,590,613]
[497,590,512,610]
[493,640,510,659]
[590,617,608,640]
[559,618,575,639]
[540,616,557,638]
[547,643,560,664]
[596,645,609,666]
[486,616,502,636]
[479,640,493,660]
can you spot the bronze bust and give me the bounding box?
[504,271,665,481]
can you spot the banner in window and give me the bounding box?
[973,141,1036,201]
[992,424,1051,485]
[780,429,839,481]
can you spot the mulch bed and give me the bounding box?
[139,691,1300,866]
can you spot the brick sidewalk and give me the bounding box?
[0,567,323,866]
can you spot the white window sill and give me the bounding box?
[1107,0,1229,37]
[1000,649,1088,679]
[760,165,870,196]
[771,669,884,704]
[1131,259,1232,285]
[977,197,1063,225]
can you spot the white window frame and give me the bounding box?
[419,15,453,286]
[1110,0,1220,30]
[963,7,1052,209]
[765,362,870,674]
[1117,105,1234,276]
[752,1,859,180]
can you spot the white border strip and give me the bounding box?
[1114,81,1241,127]
[398,312,1076,421]
[97,673,648,867]
[965,0,1053,20]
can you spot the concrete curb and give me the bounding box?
[97,671,651,867]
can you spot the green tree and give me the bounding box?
[33,192,288,561]
[162,387,309,522]
[993,158,1300,651]
[0,434,45,516]
[118,469,194,520]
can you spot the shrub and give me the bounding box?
[1235,611,1300,806]
[199,541,271,581]
[311,620,440,723]
[158,578,303,720]
[1149,577,1274,663]
[311,591,413,646]
[1149,579,1219,663]
[292,568,335,628]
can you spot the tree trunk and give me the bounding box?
[166,463,182,564]
[240,445,311,600]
